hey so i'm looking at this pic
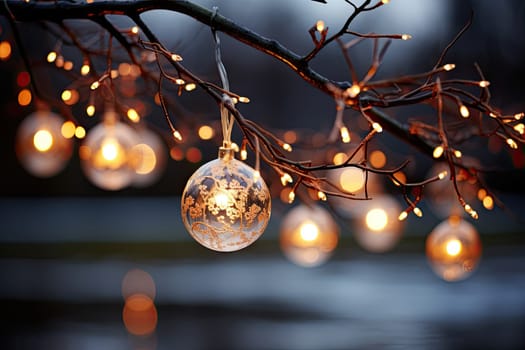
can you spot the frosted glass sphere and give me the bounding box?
[181,148,271,252]
[15,110,73,177]
[130,127,166,188]
[80,120,139,191]
[426,217,482,281]
[280,204,339,267]
[353,195,403,253]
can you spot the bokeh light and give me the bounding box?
[280,204,339,267]
[426,216,482,282]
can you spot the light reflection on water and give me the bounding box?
[1,252,524,349]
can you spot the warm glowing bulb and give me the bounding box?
[513,123,524,135]
[445,238,462,256]
[280,172,293,186]
[454,150,462,158]
[347,84,361,98]
[366,208,388,231]
[171,54,183,62]
[173,130,183,142]
[398,211,408,221]
[288,191,296,203]
[317,191,327,201]
[299,222,320,242]
[33,129,53,152]
[478,80,490,88]
[506,138,518,149]
[433,145,444,158]
[86,105,96,117]
[282,143,292,152]
[61,121,76,139]
[315,20,325,32]
[443,63,455,71]
[340,126,351,143]
[401,34,412,40]
[47,51,57,63]
[413,207,423,217]
[130,26,139,35]
[482,195,494,210]
[185,83,197,92]
[514,112,524,120]
[372,122,383,133]
[127,108,140,123]
[198,125,214,140]
[101,138,121,161]
[438,170,448,180]
[459,105,470,118]
[90,81,100,90]
[80,64,90,76]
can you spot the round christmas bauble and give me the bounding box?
[181,148,271,252]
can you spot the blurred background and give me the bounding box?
[1,0,525,349]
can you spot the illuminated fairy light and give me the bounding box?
[33,129,53,152]
[513,123,524,135]
[86,105,96,117]
[459,105,470,118]
[127,108,140,123]
[282,143,292,152]
[401,34,412,41]
[372,122,382,133]
[75,126,86,139]
[288,191,296,204]
[381,0,390,4]
[61,90,72,102]
[433,145,444,158]
[398,211,408,221]
[463,203,479,219]
[172,130,183,142]
[46,51,57,63]
[185,83,197,91]
[506,138,518,149]
[130,26,139,35]
[482,195,494,210]
[443,63,456,71]
[175,78,185,85]
[280,172,293,186]
[438,170,448,180]
[514,112,524,120]
[478,80,490,88]
[316,20,325,32]
[240,149,248,160]
[454,150,462,158]
[340,126,351,143]
[171,54,183,62]
[63,61,74,71]
[61,121,76,139]
[238,96,250,103]
[90,81,100,90]
[445,238,462,257]
[413,207,423,217]
[80,64,90,76]
[347,84,361,98]
[317,191,327,201]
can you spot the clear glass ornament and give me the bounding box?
[181,147,271,252]
[80,117,139,191]
[426,216,482,281]
[353,195,403,253]
[280,204,339,267]
[15,110,73,177]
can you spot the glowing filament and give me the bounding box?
[288,191,295,204]
[459,105,470,118]
[366,208,388,232]
[299,222,319,242]
[340,126,351,143]
[433,145,444,158]
[317,191,327,201]
[33,129,53,152]
[445,239,462,257]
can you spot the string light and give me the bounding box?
[433,145,444,158]
[172,130,183,142]
[185,83,197,91]
[317,190,327,201]
[506,138,518,149]
[401,34,412,41]
[46,51,57,63]
[86,105,96,117]
[90,81,100,90]
[80,64,91,76]
[340,126,351,143]
[513,123,524,135]
[288,190,296,204]
[514,112,524,120]
[453,150,462,158]
[478,80,490,88]
[346,84,361,98]
[282,143,293,152]
[126,108,140,123]
[459,105,470,118]
[372,122,383,133]
[443,63,456,71]
[280,172,293,186]
[171,54,183,62]
[316,20,325,32]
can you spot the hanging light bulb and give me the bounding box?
[80,111,139,190]
[15,110,73,177]
[353,195,403,253]
[181,146,271,252]
[426,216,482,281]
[130,127,167,188]
[280,204,339,267]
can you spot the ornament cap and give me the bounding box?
[218,145,235,161]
